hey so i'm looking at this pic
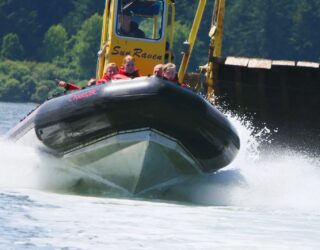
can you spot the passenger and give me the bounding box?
[103,63,119,81]
[118,11,145,38]
[57,63,118,90]
[153,64,163,77]
[162,63,187,87]
[162,63,177,82]
[57,80,81,91]
[113,55,140,79]
[87,63,119,86]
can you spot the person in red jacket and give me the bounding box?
[153,64,163,77]
[112,55,140,79]
[87,63,119,86]
[162,63,188,87]
[102,63,119,81]
[57,80,81,91]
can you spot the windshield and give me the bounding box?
[116,0,164,40]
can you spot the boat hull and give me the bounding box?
[63,128,201,194]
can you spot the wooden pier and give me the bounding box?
[208,56,320,151]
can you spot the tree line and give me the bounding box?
[0,0,319,102]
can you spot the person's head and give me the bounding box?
[153,64,163,77]
[163,63,177,81]
[105,63,118,77]
[122,55,135,74]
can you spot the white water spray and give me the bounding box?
[0,138,132,197]
[176,112,320,211]
[0,139,90,192]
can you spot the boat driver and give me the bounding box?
[118,10,145,39]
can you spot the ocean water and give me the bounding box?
[0,101,320,250]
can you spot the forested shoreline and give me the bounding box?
[0,0,319,102]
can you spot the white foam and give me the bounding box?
[232,149,320,211]
[181,112,320,211]
[0,139,83,191]
[0,140,41,188]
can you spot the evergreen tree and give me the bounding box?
[1,33,24,60]
[62,0,105,35]
[71,14,102,78]
[289,0,320,61]
[0,0,73,60]
[41,24,68,62]
[223,0,266,57]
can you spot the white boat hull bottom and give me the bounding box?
[63,129,202,195]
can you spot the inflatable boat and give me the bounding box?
[6,77,240,194]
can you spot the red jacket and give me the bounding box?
[113,67,140,79]
[180,83,188,88]
[87,76,109,86]
[111,73,130,80]
[102,73,112,82]
[65,82,81,91]
[96,78,109,84]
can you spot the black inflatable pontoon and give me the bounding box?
[7,77,240,194]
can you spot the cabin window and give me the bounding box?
[116,0,164,40]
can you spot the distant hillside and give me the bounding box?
[0,0,319,102]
